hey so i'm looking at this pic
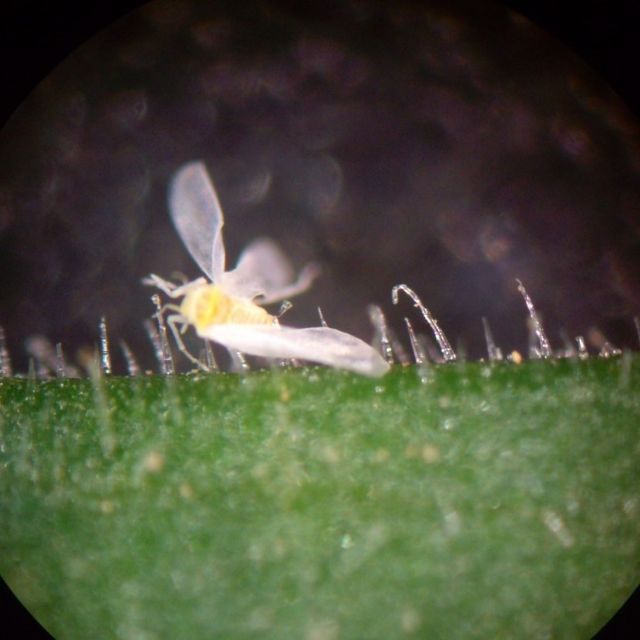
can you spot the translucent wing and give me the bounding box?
[199,324,390,377]
[220,238,319,304]
[169,161,226,282]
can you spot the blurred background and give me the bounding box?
[1,0,640,373]
[1,3,640,636]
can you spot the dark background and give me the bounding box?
[1,1,638,637]
[1,0,640,375]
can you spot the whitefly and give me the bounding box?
[144,161,389,377]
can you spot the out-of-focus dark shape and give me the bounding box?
[1,0,639,370]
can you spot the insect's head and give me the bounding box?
[180,284,230,330]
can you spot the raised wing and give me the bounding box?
[220,238,319,303]
[199,324,390,377]
[169,161,226,282]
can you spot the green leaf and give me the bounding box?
[1,358,639,639]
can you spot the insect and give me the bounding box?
[144,161,389,377]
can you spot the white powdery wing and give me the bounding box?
[200,324,390,377]
[220,238,295,300]
[169,161,226,282]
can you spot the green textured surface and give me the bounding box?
[1,358,639,639]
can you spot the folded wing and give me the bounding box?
[199,324,390,377]
[221,238,319,304]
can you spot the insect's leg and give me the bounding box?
[166,314,209,372]
[168,277,209,298]
[142,274,179,296]
[142,274,208,298]
[156,302,182,316]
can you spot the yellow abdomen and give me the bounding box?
[180,284,274,331]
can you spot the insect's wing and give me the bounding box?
[219,238,292,299]
[221,238,320,304]
[201,324,390,377]
[169,161,226,282]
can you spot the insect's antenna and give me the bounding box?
[278,300,293,318]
